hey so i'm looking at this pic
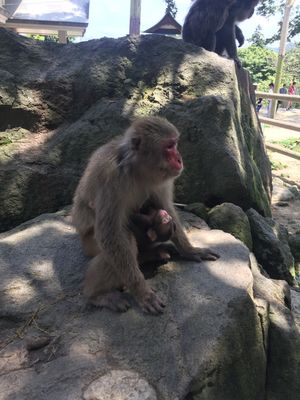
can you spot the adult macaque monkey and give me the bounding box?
[215,0,260,64]
[182,0,236,51]
[72,117,218,314]
[182,0,259,65]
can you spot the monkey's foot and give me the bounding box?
[135,288,166,314]
[89,291,131,313]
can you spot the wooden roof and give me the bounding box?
[1,0,89,37]
[144,12,182,35]
[9,0,89,23]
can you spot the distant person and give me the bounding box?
[277,83,287,110]
[267,82,274,117]
[256,97,263,113]
[287,81,296,111]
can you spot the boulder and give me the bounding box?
[289,233,300,278]
[250,254,300,400]
[247,208,295,285]
[208,202,252,249]
[0,211,267,400]
[185,202,209,222]
[0,28,271,231]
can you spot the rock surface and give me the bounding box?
[0,28,271,231]
[1,211,300,399]
[250,254,300,400]
[0,211,268,400]
[247,208,295,285]
[289,233,300,277]
[208,202,253,250]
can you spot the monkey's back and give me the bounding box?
[182,0,235,45]
[71,139,122,231]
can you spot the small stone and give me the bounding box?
[25,335,51,351]
[83,370,157,400]
[275,202,289,207]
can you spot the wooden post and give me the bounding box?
[58,30,67,44]
[129,0,141,36]
[269,0,295,118]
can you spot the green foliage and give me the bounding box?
[238,45,277,86]
[29,34,75,43]
[164,0,177,17]
[284,44,300,83]
[270,159,287,170]
[274,138,300,153]
[29,34,59,42]
[257,0,300,43]
[288,6,300,38]
[257,0,283,18]
[249,25,267,47]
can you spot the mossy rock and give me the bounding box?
[208,202,253,250]
[185,202,209,221]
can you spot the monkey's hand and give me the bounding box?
[181,246,219,262]
[133,284,166,314]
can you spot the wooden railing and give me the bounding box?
[255,91,300,132]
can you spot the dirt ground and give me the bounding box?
[261,109,300,235]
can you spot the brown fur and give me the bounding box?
[182,0,259,65]
[72,116,218,314]
[215,0,259,63]
[182,0,235,50]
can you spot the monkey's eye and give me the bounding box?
[131,137,141,150]
[165,139,177,150]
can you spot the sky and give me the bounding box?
[82,0,283,45]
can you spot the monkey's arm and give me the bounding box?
[130,213,153,228]
[235,25,244,47]
[151,185,219,262]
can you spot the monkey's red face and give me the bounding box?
[163,138,183,176]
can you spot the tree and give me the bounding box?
[164,0,178,17]
[257,0,300,42]
[284,44,300,82]
[238,45,277,87]
[249,25,267,47]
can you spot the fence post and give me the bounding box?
[129,0,141,36]
[269,0,295,119]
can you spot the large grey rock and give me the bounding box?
[208,202,253,249]
[0,28,271,231]
[250,254,300,400]
[247,208,295,285]
[289,233,300,278]
[0,211,266,400]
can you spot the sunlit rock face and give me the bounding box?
[0,211,267,400]
[1,211,299,399]
[0,28,271,231]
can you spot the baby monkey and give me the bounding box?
[130,204,176,262]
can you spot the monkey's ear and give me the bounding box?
[131,136,141,151]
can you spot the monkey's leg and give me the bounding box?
[80,228,100,257]
[204,33,217,51]
[83,255,131,312]
[138,247,170,265]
